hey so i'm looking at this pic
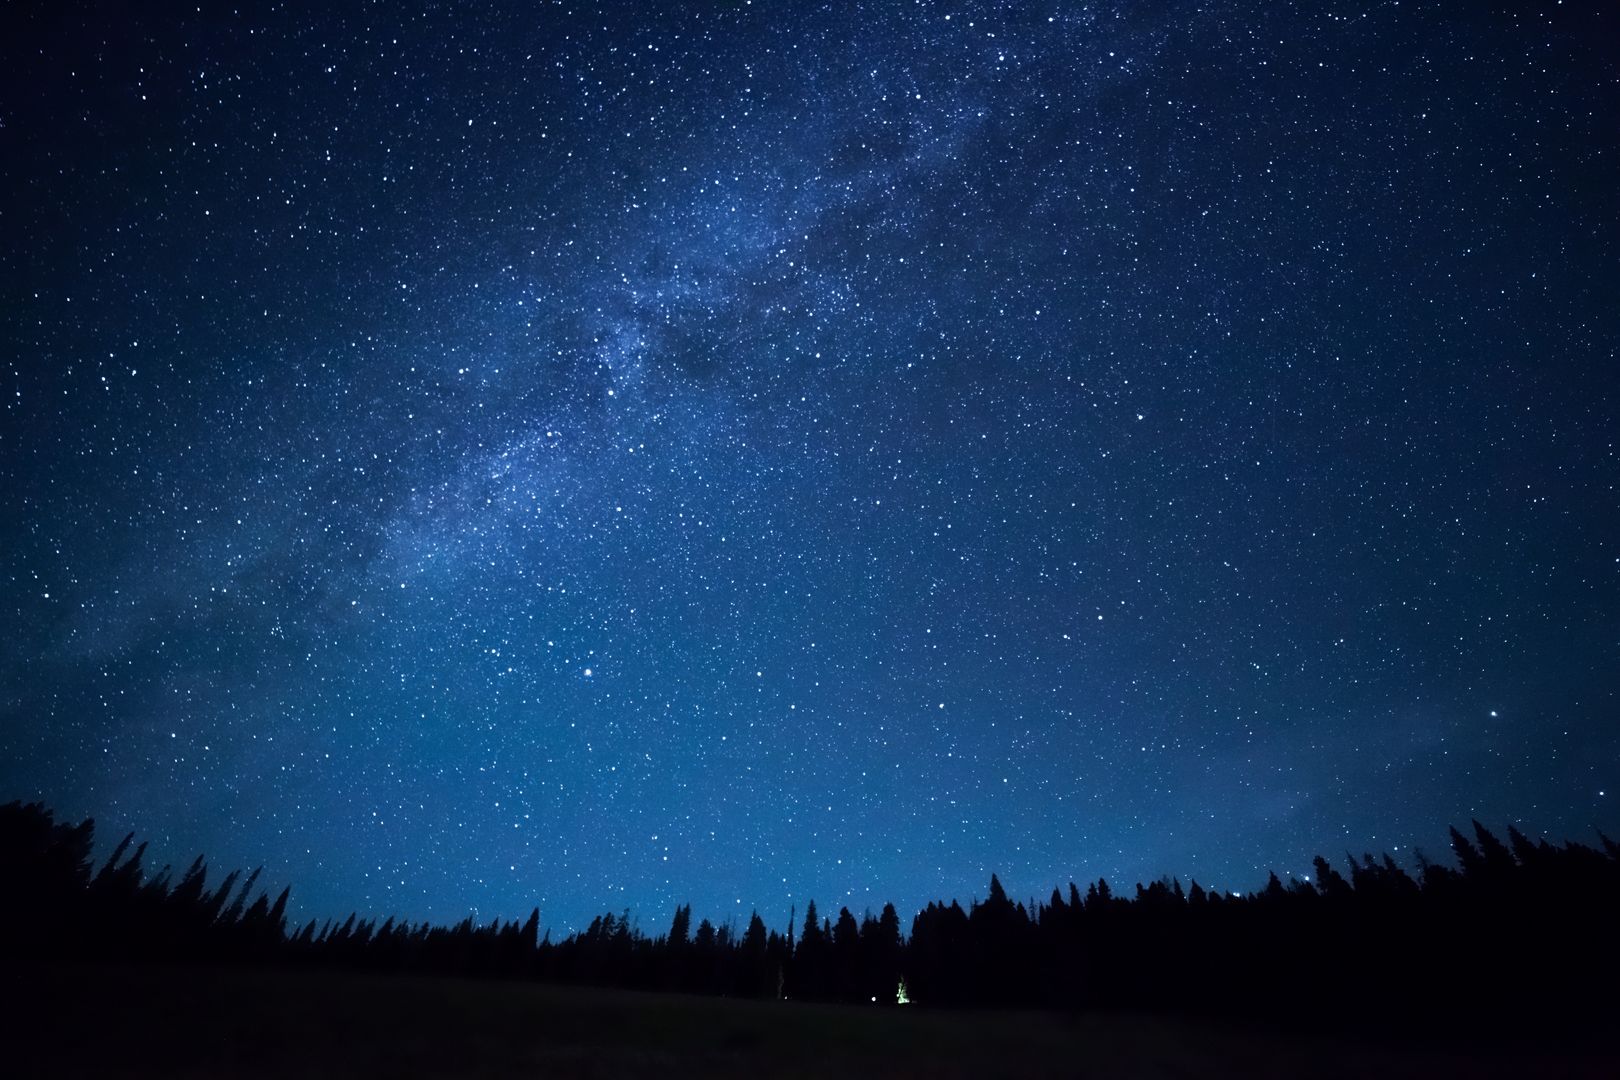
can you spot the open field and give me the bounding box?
[4,964,1613,1079]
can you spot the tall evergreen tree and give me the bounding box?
[1450,826,1487,878]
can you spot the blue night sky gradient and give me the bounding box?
[2,1,1616,934]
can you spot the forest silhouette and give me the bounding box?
[4,799,1616,1023]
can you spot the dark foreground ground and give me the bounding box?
[2,964,1612,1079]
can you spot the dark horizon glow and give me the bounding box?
[3,2,1615,935]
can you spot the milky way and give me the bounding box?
[3,2,1615,932]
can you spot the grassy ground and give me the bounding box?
[4,963,1613,1078]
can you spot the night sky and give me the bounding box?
[3,2,1615,935]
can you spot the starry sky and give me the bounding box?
[3,1,1616,934]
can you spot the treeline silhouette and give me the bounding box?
[5,800,1617,1021]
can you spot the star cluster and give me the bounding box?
[2,1,1615,932]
